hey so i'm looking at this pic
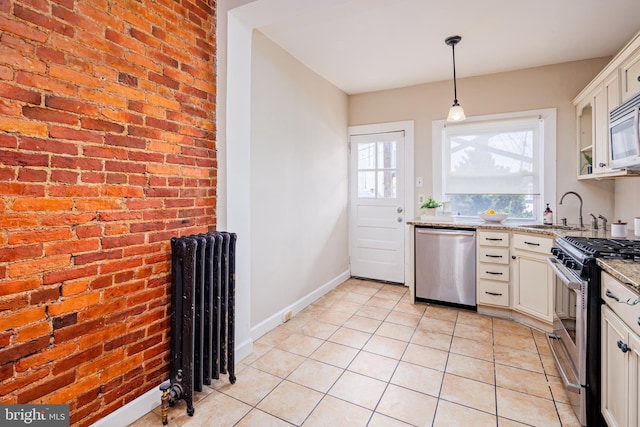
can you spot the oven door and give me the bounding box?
[547,257,588,426]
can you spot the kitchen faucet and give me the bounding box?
[598,214,608,231]
[559,191,584,229]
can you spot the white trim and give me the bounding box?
[250,269,350,340]
[90,383,162,427]
[348,120,415,288]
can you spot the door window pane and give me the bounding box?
[358,171,376,198]
[356,141,397,199]
[358,143,376,169]
[377,171,397,198]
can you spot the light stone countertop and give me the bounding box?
[407,218,640,295]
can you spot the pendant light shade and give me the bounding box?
[445,35,465,122]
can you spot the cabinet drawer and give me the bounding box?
[513,233,552,255]
[479,263,509,282]
[602,272,640,337]
[478,280,509,307]
[478,231,509,247]
[621,47,640,102]
[478,246,509,265]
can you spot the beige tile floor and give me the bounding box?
[130,278,581,427]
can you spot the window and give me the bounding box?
[433,109,556,221]
[355,136,397,199]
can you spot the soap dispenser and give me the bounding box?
[543,203,553,225]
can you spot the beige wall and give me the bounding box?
[615,180,640,231]
[348,58,616,225]
[250,31,350,329]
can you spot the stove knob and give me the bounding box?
[551,247,560,256]
[564,259,577,269]
[557,253,565,261]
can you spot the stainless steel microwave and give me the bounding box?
[610,92,640,170]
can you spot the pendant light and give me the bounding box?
[445,35,466,122]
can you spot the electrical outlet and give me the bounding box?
[416,177,423,187]
[282,310,292,323]
[418,194,425,204]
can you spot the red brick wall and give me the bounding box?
[0,1,217,425]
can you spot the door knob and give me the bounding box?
[397,207,403,213]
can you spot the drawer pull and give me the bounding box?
[524,241,541,246]
[605,289,619,302]
[485,254,503,258]
[485,271,503,275]
[485,291,503,296]
[617,340,631,353]
[485,238,503,241]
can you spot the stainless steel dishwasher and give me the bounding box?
[415,227,476,308]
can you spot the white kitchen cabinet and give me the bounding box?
[476,231,509,307]
[573,31,640,180]
[601,272,640,427]
[621,46,640,102]
[575,89,595,178]
[511,233,553,325]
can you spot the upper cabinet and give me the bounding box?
[574,31,640,180]
[621,46,640,102]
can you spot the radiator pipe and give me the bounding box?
[159,382,189,425]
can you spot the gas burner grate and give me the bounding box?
[563,236,640,260]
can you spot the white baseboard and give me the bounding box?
[91,382,163,427]
[251,269,350,340]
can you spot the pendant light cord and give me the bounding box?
[451,42,459,106]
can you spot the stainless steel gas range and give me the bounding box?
[547,236,640,427]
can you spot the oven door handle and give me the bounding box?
[547,258,583,290]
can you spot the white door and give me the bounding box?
[349,131,405,283]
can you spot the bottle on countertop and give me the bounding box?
[543,203,553,225]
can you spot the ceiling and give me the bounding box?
[231,0,640,95]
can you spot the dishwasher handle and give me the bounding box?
[416,229,475,238]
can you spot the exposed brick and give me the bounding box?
[0,82,42,104]
[81,117,125,133]
[50,169,79,183]
[50,125,102,143]
[0,15,48,43]
[0,336,49,365]
[54,318,104,343]
[45,95,100,116]
[1,0,218,422]
[43,264,98,286]
[17,370,76,403]
[16,71,77,96]
[8,228,73,245]
[29,286,61,305]
[52,313,78,330]
[0,277,40,297]
[0,368,49,396]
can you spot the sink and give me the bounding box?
[521,224,587,231]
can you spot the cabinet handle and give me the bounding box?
[485,291,503,296]
[485,238,503,241]
[524,241,540,246]
[485,254,503,258]
[598,162,606,167]
[637,75,640,82]
[617,340,631,353]
[485,271,503,275]
[605,289,620,302]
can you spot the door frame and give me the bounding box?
[348,120,415,287]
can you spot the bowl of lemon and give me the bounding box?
[479,209,508,223]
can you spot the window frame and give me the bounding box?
[432,108,556,223]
